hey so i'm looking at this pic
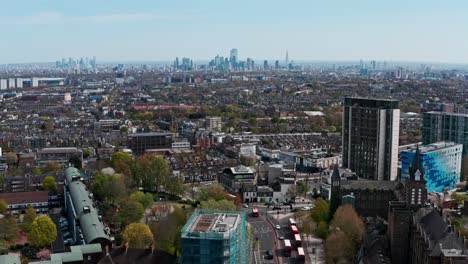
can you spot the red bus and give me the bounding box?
[288,218,296,226]
[297,247,305,263]
[294,234,302,247]
[251,208,259,217]
[291,225,299,234]
[283,239,292,257]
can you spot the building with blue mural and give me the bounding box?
[401,142,462,192]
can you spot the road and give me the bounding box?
[246,211,276,264]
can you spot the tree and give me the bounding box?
[286,185,297,201]
[83,149,92,159]
[43,162,61,173]
[311,199,330,223]
[0,199,8,214]
[5,152,18,166]
[239,156,256,167]
[29,215,57,247]
[325,229,354,264]
[92,173,127,204]
[119,199,144,226]
[164,176,184,196]
[150,206,189,255]
[330,205,365,251]
[32,168,42,175]
[0,215,18,242]
[135,154,170,192]
[451,192,468,205]
[296,181,310,197]
[315,221,329,239]
[122,223,154,249]
[110,152,132,170]
[200,199,236,211]
[21,206,37,233]
[42,176,58,192]
[130,191,154,209]
[198,184,227,201]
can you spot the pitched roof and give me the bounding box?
[0,191,49,205]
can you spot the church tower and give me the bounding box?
[329,165,341,218]
[405,146,428,208]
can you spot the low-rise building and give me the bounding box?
[127,132,172,154]
[219,165,256,193]
[0,191,49,214]
[37,147,83,165]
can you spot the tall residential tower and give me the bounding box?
[342,98,400,181]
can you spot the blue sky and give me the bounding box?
[0,0,467,63]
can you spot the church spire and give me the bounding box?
[409,145,425,181]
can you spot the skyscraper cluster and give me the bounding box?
[56,56,97,69]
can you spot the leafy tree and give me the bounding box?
[92,173,127,204]
[165,176,184,196]
[21,206,37,233]
[200,199,236,211]
[83,149,92,159]
[42,176,58,192]
[130,191,154,209]
[122,223,154,249]
[296,181,310,197]
[120,126,129,133]
[248,117,257,126]
[4,152,18,166]
[286,185,297,201]
[311,199,330,223]
[239,156,256,167]
[110,152,132,169]
[0,215,18,241]
[325,229,354,264]
[450,192,468,205]
[330,205,365,251]
[315,221,329,239]
[136,154,169,192]
[198,184,227,201]
[29,215,57,247]
[119,199,144,226]
[0,199,8,214]
[32,168,42,175]
[271,116,280,124]
[43,162,61,173]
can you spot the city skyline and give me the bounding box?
[1,0,467,64]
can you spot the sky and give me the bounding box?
[0,0,467,64]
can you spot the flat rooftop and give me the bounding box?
[403,142,462,154]
[191,212,240,233]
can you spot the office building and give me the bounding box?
[206,116,222,131]
[423,112,468,154]
[342,98,400,181]
[230,48,238,67]
[181,210,248,264]
[401,142,462,192]
[219,165,256,193]
[0,79,7,90]
[37,147,83,165]
[127,132,173,154]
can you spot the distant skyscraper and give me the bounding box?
[230,48,238,68]
[275,60,279,69]
[342,98,400,181]
[285,50,289,66]
[263,60,268,70]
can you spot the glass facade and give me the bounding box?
[401,142,462,192]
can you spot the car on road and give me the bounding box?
[243,204,249,208]
[275,225,281,230]
[301,206,312,211]
[64,238,73,246]
[265,250,274,260]
[279,236,285,240]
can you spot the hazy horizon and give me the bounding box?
[1,0,467,64]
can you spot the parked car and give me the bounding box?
[275,225,281,230]
[64,238,73,246]
[301,206,312,211]
[243,204,249,208]
[265,250,274,260]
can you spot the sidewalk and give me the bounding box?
[303,236,325,264]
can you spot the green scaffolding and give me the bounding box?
[180,209,248,264]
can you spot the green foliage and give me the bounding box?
[315,221,329,239]
[239,156,256,167]
[0,215,18,242]
[311,199,330,223]
[43,162,62,173]
[134,154,170,192]
[150,206,190,255]
[200,199,236,211]
[21,206,37,233]
[122,223,154,249]
[31,168,42,175]
[69,156,82,169]
[330,205,365,252]
[197,184,227,201]
[29,215,57,247]
[42,176,58,192]
[0,199,8,214]
[271,116,280,123]
[110,152,132,169]
[83,149,92,158]
[296,181,310,196]
[450,192,468,205]
[92,173,127,204]
[119,199,144,226]
[130,191,154,209]
[325,229,354,264]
